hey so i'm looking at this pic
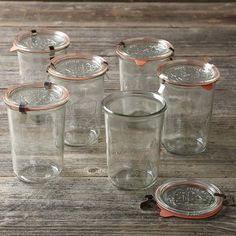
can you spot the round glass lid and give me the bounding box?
[4,82,69,112]
[116,37,174,62]
[155,179,223,219]
[11,29,70,53]
[157,59,220,86]
[48,53,108,81]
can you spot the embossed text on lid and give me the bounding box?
[155,179,223,219]
[157,59,220,86]
[12,29,70,53]
[48,53,108,81]
[116,37,174,62]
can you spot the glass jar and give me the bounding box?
[102,91,166,190]
[116,37,174,92]
[157,59,220,155]
[10,29,70,83]
[3,82,69,183]
[47,53,108,146]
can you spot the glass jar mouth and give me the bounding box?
[155,178,223,219]
[102,91,167,119]
[11,29,70,54]
[47,53,108,81]
[3,82,69,112]
[157,59,220,87]
[116,37,174,62]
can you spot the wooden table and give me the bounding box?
[0,1,235,235]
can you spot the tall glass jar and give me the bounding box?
[3,82,69,183]
[116,37,174,92]
[10,29,70,83]
[157,59,220,155]
[102,91,166,190]
[48,53,108,146]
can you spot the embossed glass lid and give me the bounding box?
[155,179,223,219]
[10,29,70,53]
[116,37,174,64]
[4,82,69,112]
[47,53,108,81]
[157,59,220,86]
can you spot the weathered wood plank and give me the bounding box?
[0,2,235,27]
[0,177,236,235]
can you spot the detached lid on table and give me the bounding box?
[155,179,224,219]
[10,29,70,53]
[3,82,69,112]
[116,37,174,66]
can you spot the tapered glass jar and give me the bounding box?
[10,29,70,83]
[3,82,69,183]
[103,91,166,190]
[116,37,174,92]
[157,59,220,155]
[48,53,108,146]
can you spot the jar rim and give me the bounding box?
[3,82,69,112]
[47,53,108,81]
[102,91,167,118]
[157,59,220,87]
[116,37,174,62]
[11,29,70,54]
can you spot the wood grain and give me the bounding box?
[0,1,235,235]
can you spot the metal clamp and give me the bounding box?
[49,45,55,59]
[118,41,126,47]
[214,193,236,206]
[31,29,37,36]
[140,195,157,211]
[44,81,52,89]
[19,102,27,114]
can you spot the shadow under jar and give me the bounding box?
[102,91,166,190]
[10,29,70,83]
[157,59,220,155]
[116,37,174,92]
[47,53,108,146]
[3,82,69,183]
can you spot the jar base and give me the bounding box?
[109,168,157,190]
[163,137,206,155]
[15,164,62,183]
[64,129,99,147]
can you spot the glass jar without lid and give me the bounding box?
[102,91,166,190]
[157,59,220,155]
[10,29,70,83]
[48,53,108,146]
[3,82,69,183]
[116,37,174,92]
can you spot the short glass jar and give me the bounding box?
[3,82,69,183]
[102,91,166,190]
[47,53,108,146]
[157,59,220,155]
[116,37,174,92]
[10,29,70,83]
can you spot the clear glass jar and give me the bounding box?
[3,82,69,183]
[10,29,70,83]
[116,37,174,92]
[102,91,166,190]
[157,59,220,155]
[48,53,108,146]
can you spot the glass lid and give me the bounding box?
[116,37,174,64]
[3,82,69,112]
[47,53,108,81]
[157,59,220,86]
[155,179,223,219]
[10,29,70,53]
